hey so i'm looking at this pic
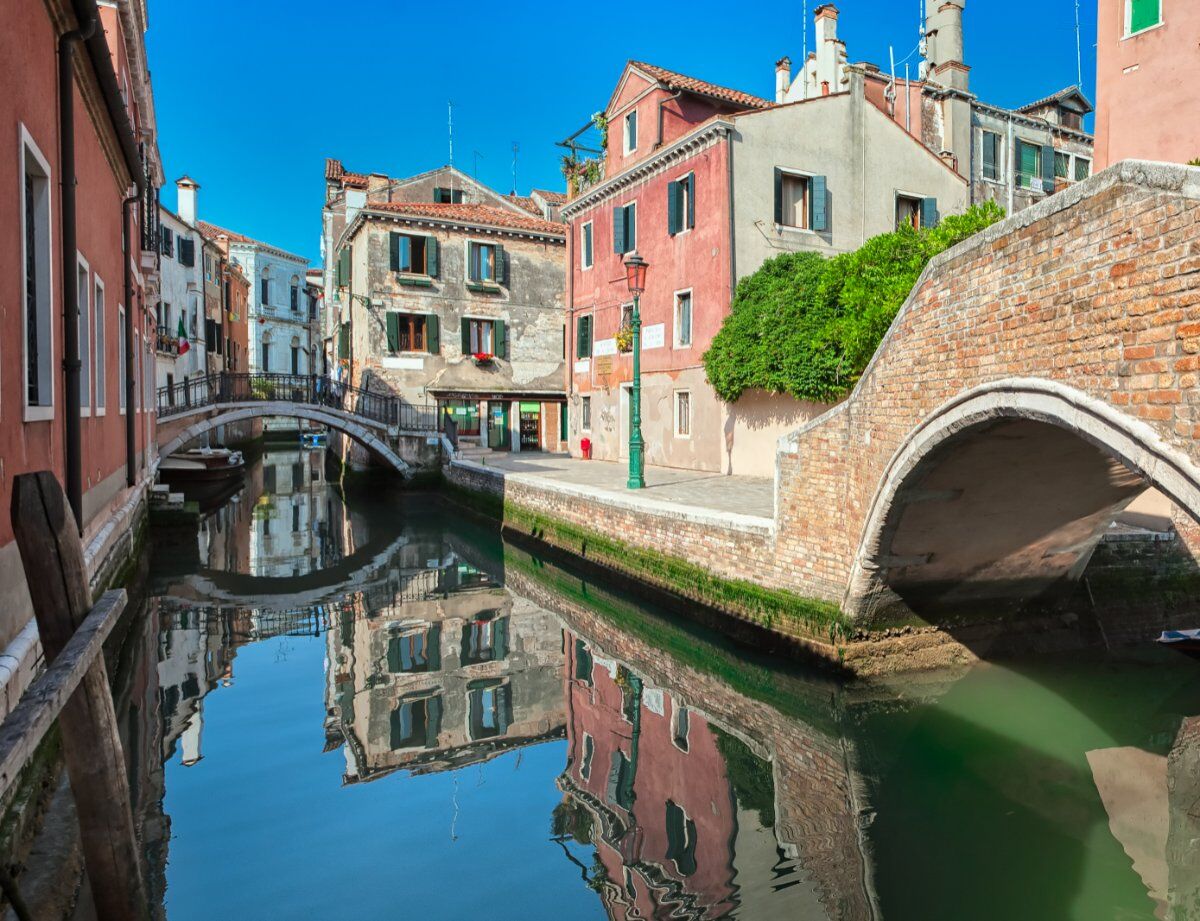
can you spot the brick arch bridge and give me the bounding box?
[775,161,1200,626]
[154,373,437,478]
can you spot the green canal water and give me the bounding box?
[132,448,1200,920]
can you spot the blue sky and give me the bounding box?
[148,0,1097,265]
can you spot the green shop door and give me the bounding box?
[488,402,510,450]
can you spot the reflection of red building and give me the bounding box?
[558,633,738,919]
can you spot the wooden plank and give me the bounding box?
[11,472,150,921]
[0,590,125,797]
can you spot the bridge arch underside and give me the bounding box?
[157,405,412,477]
[846,385,1200,627]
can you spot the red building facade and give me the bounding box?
[0,0,160,711]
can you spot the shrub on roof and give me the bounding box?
[703,201,1005,403]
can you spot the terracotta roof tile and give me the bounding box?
[532,188,567,204]
[197,221,307,262]
[1016,85,1094,116]
[630,61,772,110]
[506,194,541,216]
[363,202,565,237]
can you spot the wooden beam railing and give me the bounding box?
[2,471,149,920]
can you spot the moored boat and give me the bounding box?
[159,446,246,484]
[1156,628,1200,656]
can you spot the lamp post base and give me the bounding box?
[627,438,645,489]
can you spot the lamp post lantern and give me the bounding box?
[623,252,648,489]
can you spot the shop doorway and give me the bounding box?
[487,402,510,450]
[519,402,542,451]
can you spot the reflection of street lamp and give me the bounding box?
[623,252,648,490]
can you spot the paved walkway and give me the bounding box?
[458,452,775,522]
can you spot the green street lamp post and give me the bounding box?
[624,252,648,490]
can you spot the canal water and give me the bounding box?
[128,447,1200,920]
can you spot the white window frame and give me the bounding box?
[776,168,814,233]
[21,124,55,421]
[674,390,691,439]
[623,200,638,253]
[623,109,638,155]
[134,330,141,414]
[465,239,498,284]
[118,305,126,414]
[894,191,925,231]
[671,170,694,236]
[1124,0,1163,37]
[580,221,594,270]
[1074,155,1092,181]
[673,288,693,349]
[93,275,106,414]
[76,254,91,417]
[581,395,592,432]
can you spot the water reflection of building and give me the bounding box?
[325,559,566,782]
[248,449,334,577]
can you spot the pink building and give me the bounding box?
[0,0,161,712]
[1094,0,1199,168]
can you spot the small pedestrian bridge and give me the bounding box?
[155,373,441,476]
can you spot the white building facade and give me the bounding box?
[155,205,208,393]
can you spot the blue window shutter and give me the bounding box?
[686,172,695,229]
[810,175,828,231]
[426,236,438,277]
[613,206,626,254]
[389,232,401,271]
[1041,145,1056,187]
[667,181,680,236]
[921,197,939,229]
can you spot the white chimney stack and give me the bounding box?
[176,175,200,226]
[775,56,792,103]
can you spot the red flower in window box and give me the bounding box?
[472,352,494,366]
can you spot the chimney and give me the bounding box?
[814,5,845,97]
[775,56,792,104]
[367,173,391,201]
[925,0,968,91]
[176,175,200,225]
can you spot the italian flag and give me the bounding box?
[177,315,190,355]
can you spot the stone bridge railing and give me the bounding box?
[156,372,437,432]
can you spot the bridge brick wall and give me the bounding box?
[775,162,1200,614]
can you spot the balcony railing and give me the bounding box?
[156,329,180,356]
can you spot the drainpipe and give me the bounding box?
[59,8,99,531]
[655,90,684,148]
[122,192,138,486]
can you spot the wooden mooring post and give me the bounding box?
[4,471,149,920]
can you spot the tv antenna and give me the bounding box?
[472,150,484,184]
[511,142,520,195]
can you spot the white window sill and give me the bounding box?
[1122,21,1163,40]
[95,408,106,417]
[675,342,693,351]
[24,406,54,422]
[581,264,593,272]
[776,224,818,236]
[81,408,91,418]
[674,432,692,440]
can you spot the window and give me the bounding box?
[674,391,691,438]
[433,186,464,204]
[1054,151,1070,180]
[118,306,127,412]
[290,277,299,311]
[576,315,593,359]
[390,692,442,750]
[623,109,638,154]
[389,232,438,275]
[467,318,494,354]
[664,801,698,877]
[774,169,828,231]
[261,341,271,372]
[1017,140,1053,191]
[22,129,54,415]
[1061,109,1083,131]
[290,344,300,374]
[77,259,91,414]
[580,733,595,780]
[260,271,270,307]
[667,172,695,235]
[177,237,195,267]
[93,278,105,412]
[581,221,594,269]
[895,195,938,230]
[675,290,692,348]
[461,614,508,665]
[671,705,690,752]
[467,679,512,741]
[1126,0,1161,35]
[581,396,592,431]
[981,130,1002,181]
[385,312,427,352]
[388,625,441,673]
[612,202,636,255]
[468,242,506,284]
[1075,157,1092,181]
[160,225,174,258]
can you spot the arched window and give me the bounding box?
[260,266,271,308]
[260,328,273,373]
[290,335,301,374]
[290,274,301,312]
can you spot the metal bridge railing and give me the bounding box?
[155,372,436,432]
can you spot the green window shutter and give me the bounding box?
[576,316,590,358]
[494,246,508,284]
[426,236,439,276]
[1130,0,1160,32]
[982,134,996,179]
[389,232,401,271]
[339,247,351,286]
[386,312,400,353]
[584,224,593,265]
[773,168,784,224]
[427,626,442,672]
[426,314,440,354]
[338,325,349,359]
[461,317,471,354]
[560,402,567,440]
[1041,144,1056,187]
[626,203,636,250]
[1018,141,1038,187]
[612,206,626,254]
[494,319,507,358]
[667,180,680,235]
[467,243,479,282]
[921,197,939,229]
[686,172,695,229]
[810,175,828,231]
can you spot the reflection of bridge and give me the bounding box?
[154,373,442,476]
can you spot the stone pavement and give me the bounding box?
[458,452,775,522]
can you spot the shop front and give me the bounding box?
[433,390,567,454]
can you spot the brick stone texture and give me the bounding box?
[776,163,1200,604]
